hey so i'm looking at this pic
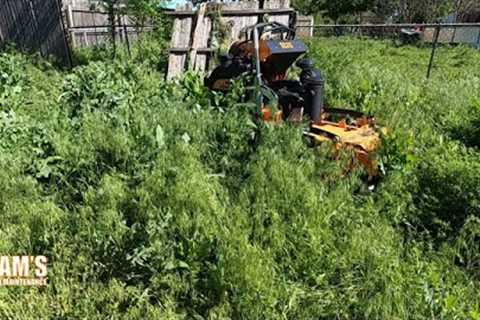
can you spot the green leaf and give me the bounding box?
[156,124,165,148]
[177,260,190,270]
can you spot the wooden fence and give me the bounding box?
[296,15,314,38]
[0,0,71,66]
[65,6,147,48]
[166,0,295,80]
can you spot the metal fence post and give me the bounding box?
[476,27,480,49]
[427,25,440,79]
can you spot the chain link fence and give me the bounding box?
[296,23,480,47]
[295,23,480,78]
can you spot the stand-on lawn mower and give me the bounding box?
[205,22,382,177]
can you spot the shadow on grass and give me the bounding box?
[412,162,480,243]
[411,159,480,278]
[448,119,480,149]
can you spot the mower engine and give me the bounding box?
[205,23,325,122]
[205,22,382,178]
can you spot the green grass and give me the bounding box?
[0,38,479,319]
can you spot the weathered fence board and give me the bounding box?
[167,4,193,79]
[296,15,314,38]
[70,8,109,27]
[0,0,71,66]
[63,0,90,8]
[264,0,291,26]
[220,1,259,43]
[66,5,150,48]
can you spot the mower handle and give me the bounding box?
[244,22,296,112]
[242,22,296,41]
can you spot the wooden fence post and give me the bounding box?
[67,5,76,47]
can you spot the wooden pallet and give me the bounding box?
[166,0,294,80]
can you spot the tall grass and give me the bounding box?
[0,38,479,319]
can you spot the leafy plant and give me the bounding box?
[0,37,479,319]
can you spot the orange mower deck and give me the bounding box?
[305,117,382,177]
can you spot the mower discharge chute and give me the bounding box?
[205,22,382,177]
